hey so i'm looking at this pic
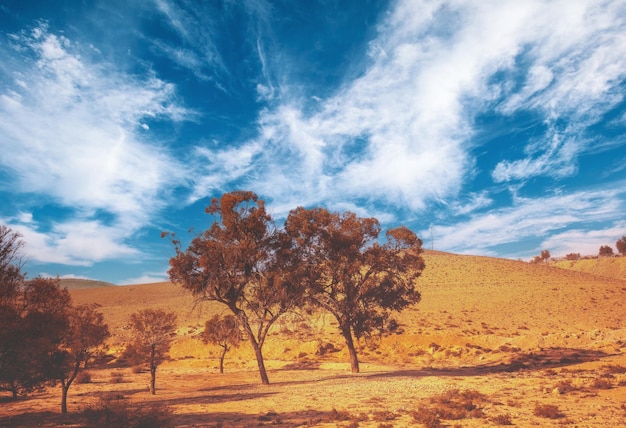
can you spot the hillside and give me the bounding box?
[70,250,626,360]
[5,250,626,427]
[59,278,116,289]
[551,255,626,281]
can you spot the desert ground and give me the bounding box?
[2,251,626,427]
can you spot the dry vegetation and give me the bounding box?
[3,251,626,427]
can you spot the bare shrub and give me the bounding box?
[372,410,397,422]
[82,397,174,428]
[591,377,613,389]
[75,371,92,384]
[109,371,124,384]
[491,413,513,425]
[533,403,565,419]
[412,389,488,426]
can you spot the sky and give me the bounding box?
[1,0,625,285]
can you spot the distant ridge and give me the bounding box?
[59,278,116,290]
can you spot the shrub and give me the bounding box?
[591,378,613,389]
[533,403,565,419]
[82,397,174,428]
[491,413,513,425]
[75,371,92,384]
[412,389,488,426]
[109,371,125,384]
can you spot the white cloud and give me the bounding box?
[540,223,626,258]
[7,219,138,266]
[0,24,191,263]
[118,271,169,285]
[431,186,625,257]
[190,0,626,219]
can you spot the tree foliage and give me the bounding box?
[201,314,241,374]
[599,245,614,257]
[168,191,303,384]
[616,236,626,256]
[51,304,109,413]
[0,276,72,399]
[283,207,424,373]
[124,309,177,395]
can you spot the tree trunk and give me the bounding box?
[150,366,156,395]
[219,345,227,374]
[149,345,156,394]
[254,345,270,385]
[340,324,360,373]
[61,385,69,414]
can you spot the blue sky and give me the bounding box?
[1,0,625,285]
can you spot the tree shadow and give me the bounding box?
[365,347,613,380]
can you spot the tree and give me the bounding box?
[124,309,177,395]
[201,314,241,374]
[0,277,72,399]
[540,250,551,263]
[599,245,614,257]
[168,191,303,385]
[51,304,109,413]
[616,236,626,256]
[284,207,424,373]
[565,253,581,260]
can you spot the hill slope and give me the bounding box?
[551,256,626,281]
[71,250,626,362]
[59,278,116,289]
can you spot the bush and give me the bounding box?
[110,371,125,384]
[533,403,565,419]
[491,413,513,425]
[412,389,488,426]
[75,371,92,384]
[82,397,174,428]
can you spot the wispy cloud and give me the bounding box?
[0,23,191,264]
[190,0,626,220]
[431,186,626,257]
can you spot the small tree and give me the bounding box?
[201,314,241,374]
[599,245,614,257]
[284,207,424,373]
[51,304,109,413]
[540,250,551,263]
[616,236,626,256]
[565,253,581,260]
[124,309,177,395]
[168,191,304,385]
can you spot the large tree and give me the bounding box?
[124,309,177,395]
[0,277,72,399]
[284,207,424,373]
[168,191,303,385]
[51,304,109,413]
[0,226,74,399]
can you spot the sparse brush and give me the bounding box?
[602,364,626,374]
[372,410,397,421]
[75,371,92,384]
[491,414,513,425]
[533,403,565,419]
[109,371,125,384]
[82,397,174,428]
[591,377,613,389]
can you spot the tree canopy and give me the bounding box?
[284,207,424,373]
[168,191,304,384]
[124,309,177,395]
